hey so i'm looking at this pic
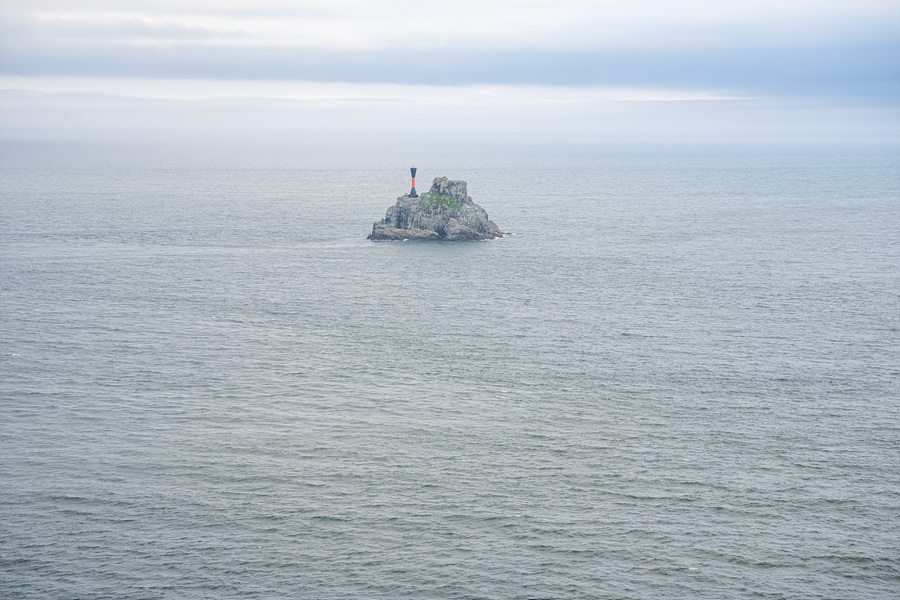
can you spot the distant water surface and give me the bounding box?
[1,139,898,599]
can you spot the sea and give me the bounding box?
[1,137,898,599]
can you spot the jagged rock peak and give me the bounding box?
[367,176,503,242]
[429,177,469,201]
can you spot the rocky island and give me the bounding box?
[368,177,503,241]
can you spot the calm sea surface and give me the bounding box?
[1,139,898,599]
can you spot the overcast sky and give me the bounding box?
[1,0,898,141]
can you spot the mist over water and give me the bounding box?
[1,139,898,599]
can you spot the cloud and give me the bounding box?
[1,1,896,99]
[6,0,898,50]
[2,42,897,98]
[0,75,743,103]
[1,1,897,141]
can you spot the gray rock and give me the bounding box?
[368,177,503,241]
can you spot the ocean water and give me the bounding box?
[1,138,898,599]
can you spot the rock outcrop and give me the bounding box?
[368,177,503,241]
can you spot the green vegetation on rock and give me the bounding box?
[423,191,461,210]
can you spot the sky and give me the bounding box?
[1,0,898,142]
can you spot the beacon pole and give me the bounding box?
[409,167,418,198]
